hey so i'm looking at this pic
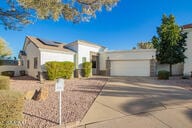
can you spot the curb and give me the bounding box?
[50,121,80,128]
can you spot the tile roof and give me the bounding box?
[182,24,192,29]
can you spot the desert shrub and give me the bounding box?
[45,61,74,80]
[0,90,24,128]
[19,70,25,76]
[1,71,14,77]
[0,76,10,90]
[82,62,92,77]
[158,70,169,80]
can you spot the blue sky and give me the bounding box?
[1,0,192,57]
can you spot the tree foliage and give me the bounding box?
[0,0,31,30]
[0,0,119,30]
[151,36,159,50]
[0,38,12,58]
[137,42,154,49]
[153,14,187,75]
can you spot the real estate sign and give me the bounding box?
[55,78,64,125]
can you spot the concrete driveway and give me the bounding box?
[79,77,192,128]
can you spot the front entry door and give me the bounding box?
[92,56,98,75]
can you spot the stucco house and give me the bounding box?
[19,36,156,78]
[18,24,192,79]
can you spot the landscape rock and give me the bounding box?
[24,90,36,100]
[10,76,107,128]
[34,86,49,101]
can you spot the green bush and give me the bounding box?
[0,90,24,128]
[1,71,15,77]
[158,70,169,80]
[45,61,74,80]
[0,76,10,90]
[82,62,92,77]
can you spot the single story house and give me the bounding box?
[18,24,192,78]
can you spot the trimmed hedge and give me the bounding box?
[0,90,24,128]
[158,70,169,80]
[0,76,10,90]
[45,61,74,80]
[82,62,92,77]
[1,71,15,77]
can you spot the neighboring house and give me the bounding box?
[183,24,192,76]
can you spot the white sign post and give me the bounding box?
[55,78,64,126]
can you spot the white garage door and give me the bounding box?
[110,60,150,76]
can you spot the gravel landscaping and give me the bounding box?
[10,76,107,128]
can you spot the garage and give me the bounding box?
[99,49,156,77]
[110,60,150,76]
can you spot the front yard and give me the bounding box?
[9,76,192,128]
[10,76,107,128]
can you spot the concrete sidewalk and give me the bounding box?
[79,77,192,128]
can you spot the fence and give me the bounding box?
[0,60,18,65]
[157,63,183,76]
[0,66,25,76]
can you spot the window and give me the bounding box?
[34,57,38,69]
[27,60,30,69]
[21,60,24,66]
[82,57,86,63]
[92,56,97,68]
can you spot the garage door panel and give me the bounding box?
[110,61,150,76]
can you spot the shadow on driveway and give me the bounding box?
[74,77,192,119]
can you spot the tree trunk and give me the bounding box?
[169,64,172,76]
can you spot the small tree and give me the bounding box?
[0,38,12,58]
[152,14,187,76]
[151,36,159,50]
[137,42,154,49]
